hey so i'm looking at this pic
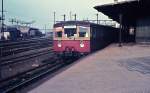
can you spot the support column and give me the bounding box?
[96,13,99,24]
[119,14,123,47]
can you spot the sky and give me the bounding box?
[1,0,126,31]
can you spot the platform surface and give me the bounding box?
[29,44,150,93]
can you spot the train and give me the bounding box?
[53,21,118,59]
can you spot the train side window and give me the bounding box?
[55,31,62,37]
[79,26,88,37]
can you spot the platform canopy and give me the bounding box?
[94,0,150,25]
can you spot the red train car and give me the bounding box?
[53,21,118,59]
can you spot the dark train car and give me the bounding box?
[53,21,118,58]
[5,26,21,40]
[20,27,43,39]
[90,23,118,51]
[29,28,43,37]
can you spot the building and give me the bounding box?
[94,0,150,43]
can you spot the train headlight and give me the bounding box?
[57,41,62,47]
[80,40,84,48]
[80,43,84,48]
[58,43,62,47]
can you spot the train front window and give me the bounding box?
[64,28,76,37]
[79,32,86,37]
[54,27,63,38]
[79,26,89,37]
[55,31,62,37]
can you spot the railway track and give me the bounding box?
[0,37,51,46]
[0,42,52,57]
[1,40,52,50]
[0,47,54,85]
[0,57,69,93]
[0,37,77,93]
[0,48,53,66]
[0,38,52,57]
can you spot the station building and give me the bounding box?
[94,0,150,43]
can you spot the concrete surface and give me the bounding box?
[29,44,150,93]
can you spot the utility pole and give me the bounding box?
[0,0,4,78]
[54,12,56,24]
[1,0,4,40]
[44,24,47,35]
[16,20,19,25]
[73,14,77,21]
[69,11,72,21]
[9,18,16,25]
[62,14,66,21]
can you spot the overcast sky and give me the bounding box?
[1,0,125,31]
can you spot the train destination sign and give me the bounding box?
[64,25,77,29]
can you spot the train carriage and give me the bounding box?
[53,21,118,59]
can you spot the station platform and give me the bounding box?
[29,44,150,93]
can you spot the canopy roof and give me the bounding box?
[94,0,150,25]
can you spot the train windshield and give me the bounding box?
[64,28,76,37]
[79,26,89,37]
[64,25,77,38]
[55,27,63,38]
[56,31,62,37]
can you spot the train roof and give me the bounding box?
[54,21,116,28]
[54,21,90,27]
[94,0,150,24]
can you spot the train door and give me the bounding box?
[136,18,150,43]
